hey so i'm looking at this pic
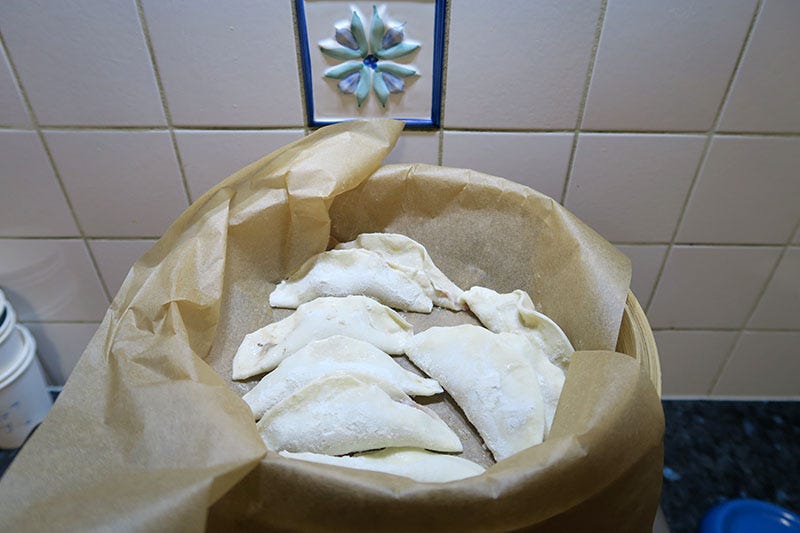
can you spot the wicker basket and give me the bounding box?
[616,290,661,397]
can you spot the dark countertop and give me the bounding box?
[3,397,799,532]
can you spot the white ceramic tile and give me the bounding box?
[44,130,188,237]
[0,131,79,237]
[445,0,602,129]
[141,0,303,127]
[0,48,29,126]
[748,247,800,330]
[713,331,800,396]
[677,137,800,244]
[382,131,439,166]
[648,246,781,329]
[654,330,738,395]
[564,134,705,242]
[582,0,756,131]
[0,0,165,126]
[175,130,305,201]
[24,322,99,386]
[442,132,572,200]
[615,245,668,304]
[719,0,800,132]
[0,239,108,321]
[303,2,438,124]
[88,239,157,296]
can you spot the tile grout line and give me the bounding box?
[707,216,800,394]
[290,0,311,137]
[560,0,608,206]
[135,0,193,206]
[0,29,113,303]
[644,0,764,314]
[652,326,800,333]
[436,0,452,166]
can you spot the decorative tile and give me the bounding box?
[647,245,782,329]
[719,0,800,132]
[748,247,800,330]
[88,239,157,297]
[614,245,668,304]
[564,134,705,242]
[582,0,756,131]
[175,130,306,201]
[0,0,165,126]
[713,332,800,396]
[677,136,800,244]
[382,131,439,165]
[654,330,738,396]
[44,130,188,237]
[297,0,445,128]
[141,0,303,127]
[24,322,99,386]
[445,0,601,129]
[0,239,108,321]
[0,47,29,127]
[442,132,572,200]
[0,131,78,237]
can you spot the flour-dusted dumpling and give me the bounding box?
[257,374,462,455]
[280,448,485,483]
[243,335,442,419]
[269,248,433,313]
[336,233,465,311]
[406,325,546,461]
[233,295,413,379]
[459,286,574,371]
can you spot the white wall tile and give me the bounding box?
[88,239,157,296]
[648,246,781,329]
[0,48,29,126]
[442,132,572,200]
[0,0,165,126]
[654,330,738,395]
[175,130,305,201]
[748,247,800,330]
[445,0,602,129]
[24,322,98,386]
[713,331,800,396]
[383,132,439,167]
[44,130,188,237]
[677,136,800,244]
[582,0,756,131]
[0,131,79,237]
[615,245,668,304]
[141,0,303,127]
[0,239,108,321]
[719,0,800,132]
[564,134,705,242]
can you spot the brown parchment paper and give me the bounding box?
[0,119,664,532]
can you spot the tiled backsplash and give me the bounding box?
[0,0,797,397]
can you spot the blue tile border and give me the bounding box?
[295,0,446,130]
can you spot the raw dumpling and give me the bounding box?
[280,448,485,483]
[336,233,464,310]
[270,248,433,313]
[243,335,442,419]
[459,286,574,371]
[233,295,413,379]
[257,374,462,455]
[405,325,546,461]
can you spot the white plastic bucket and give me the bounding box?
[0,325,53,449]
[0,289,24,368]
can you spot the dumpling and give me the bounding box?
[405,325,545,461]
[336,233,464,310]
[233,295,413,379]
[243,335,442,419]
[269,248,433,312]
[459,286,574,371]
[280,448,485,483]
[257,374,463,455]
